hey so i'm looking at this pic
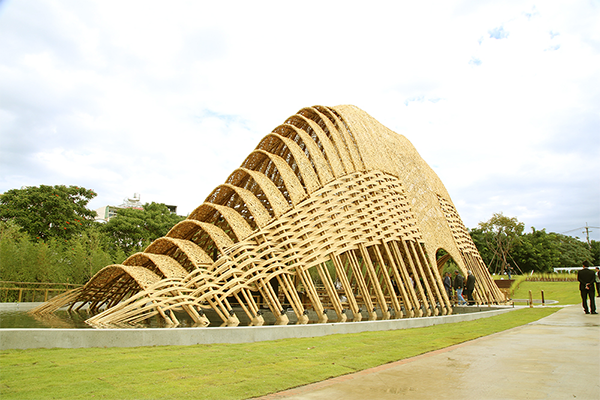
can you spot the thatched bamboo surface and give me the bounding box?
[32,105,505,327]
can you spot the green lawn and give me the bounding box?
[0,307,558,400]
[512,281,581,305]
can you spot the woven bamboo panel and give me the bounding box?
[32,105,506,327]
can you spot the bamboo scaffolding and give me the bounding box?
[31,105,506,327]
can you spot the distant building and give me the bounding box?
[118,193,144,210]
[94,205,119,223]
[94,193,177,222]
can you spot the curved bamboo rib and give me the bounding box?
[32,105,505,326]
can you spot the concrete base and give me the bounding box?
[0,306,514,350]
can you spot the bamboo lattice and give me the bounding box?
[32,105,506,327]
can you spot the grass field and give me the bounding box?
[511,281,581,305]
[0,307,558,400]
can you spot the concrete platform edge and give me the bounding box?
[0,307,517,350]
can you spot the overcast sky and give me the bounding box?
[1,0,599,242]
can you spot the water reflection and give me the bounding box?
[0,309,208,329]
[0,305,485,329]
[1,309,90,329]
[1,307,346,329]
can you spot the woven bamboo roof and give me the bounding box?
[33,105,505,327]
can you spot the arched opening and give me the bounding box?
[436,248,459,276]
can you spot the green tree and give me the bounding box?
[468,227,495,269]
[58,226,117,283]
[0,185,96,240]
[511,228,561,273]
[555,234,592,269]
[0,220,39,282]
[102,202,185,256]
[477,213,524,274]
[590,240,600,266]
[0,220,118,285]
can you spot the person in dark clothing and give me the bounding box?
[465,270,476,305]
[391,277,400,295]
[577,261,597,314]
[453,270,466,305]
[595,267,600,298]
[443,272,452,300]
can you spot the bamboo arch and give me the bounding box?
[32,105,505,327]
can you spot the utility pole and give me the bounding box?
[581,222,595,250]
[581,223,600,248]
[583,223,591,248]
[562,225,598,249]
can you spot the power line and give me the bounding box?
[561,224,599,248]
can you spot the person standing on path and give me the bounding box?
[465,271,476,305]
[453,270,466,306]
[577,261,597,314]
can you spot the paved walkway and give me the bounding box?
[256,305,599,400]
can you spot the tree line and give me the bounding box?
[1,186,598,285]
[0,185,184,285]
[470,212,599,274]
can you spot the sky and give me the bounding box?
[1,0,599,242]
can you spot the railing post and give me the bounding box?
[1,281,81,303]
[541,290,545,306]
[528,290,533,308]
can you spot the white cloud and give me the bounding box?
[1,0,598,241]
